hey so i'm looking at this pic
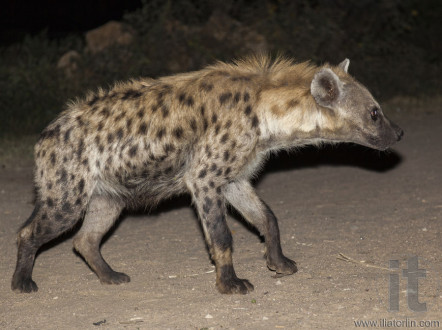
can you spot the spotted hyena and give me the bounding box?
[12,55,403,294]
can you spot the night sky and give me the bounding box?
[0,0,142,45]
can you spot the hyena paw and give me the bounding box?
[11,276,38,293]
[217,277,254,294]
[99,271,131,285]
[267,255,298,276]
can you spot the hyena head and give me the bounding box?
[311,59,403,150]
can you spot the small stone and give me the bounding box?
[205,314,213,319]
[276,280,282,285]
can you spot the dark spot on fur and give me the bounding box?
[107,133,114,144]
[203,186,209,193]
[231,76,251,82]
[205,145,212,157]
[216,186,222,194]
[200,105,205,117]
[122,89,142,100]
[215,124,220,135]
[164,144,175,153]
[114,112,125,123]
[209,181,215,188]
[98,144,104,153]
[198,169,207,179]
[59,168,67,183]
[40,125,60,141]
[223,150,230,161]
[287,99,299,108]
[78,179,85,194]
[244,105,252,116]
[217,199,222,207]
[116,128,124,140]
[203,119,208,132]
[219,92,232,105]
[35,223,42,235]
[137,108,145,118]
[203,197,213,214]
[62,202,72,213]
[139,122,148,135]
[77,139,84,160]
[164,166,173,174]
[100,108,110,118]
[220,133,229,144]
[126,118,133,131]
[178,93,186,104]
[225,167,231,175]
[190,119,197,132]
[200,82,213,92]
[64,128,72,143]
[75,198,82,206]
[173,127,183,139]
[157,128,166,139]
[129,145,138,157]
[55,212,63,222]
[211,113,217,124]
[216,169,222,177]
[224,120,232,129]
[97,122,104,131]
[243,92,250,102]
[233,92,240,104]
[186,96,194,107]
[47,198,54,207]
[88,95,99,106]
[47,182,53,190]
[251,115,259,128]
[210,163,217,172]
[50,152,56,166]
[161,105,169,118]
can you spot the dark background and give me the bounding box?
[0,0,440,137]
[0,0,141,44]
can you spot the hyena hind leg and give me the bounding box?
[73,195,130,285]
[224,181,297,276]
[12,202,85,293]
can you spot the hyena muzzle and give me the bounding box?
[12,55,403,294]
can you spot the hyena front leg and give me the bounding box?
[73,195,130,284]
[225,181,297,276]
[188,181,254,294]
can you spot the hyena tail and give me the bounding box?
[11,199,86,293]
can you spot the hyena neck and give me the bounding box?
[256,68,339,153]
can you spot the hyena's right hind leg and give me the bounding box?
[73,195,130,285]
[12,201,85,293]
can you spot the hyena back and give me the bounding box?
[12,55,403,294]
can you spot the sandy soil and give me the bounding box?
[0,105,440,329]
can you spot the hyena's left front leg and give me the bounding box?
[188,181,254,294]
[225,180,297,276]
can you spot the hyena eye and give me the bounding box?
[370,107,379,121]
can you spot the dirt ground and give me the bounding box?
[0,101,440,329]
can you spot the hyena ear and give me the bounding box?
[310,68,343,108]
[338,58,350,73]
